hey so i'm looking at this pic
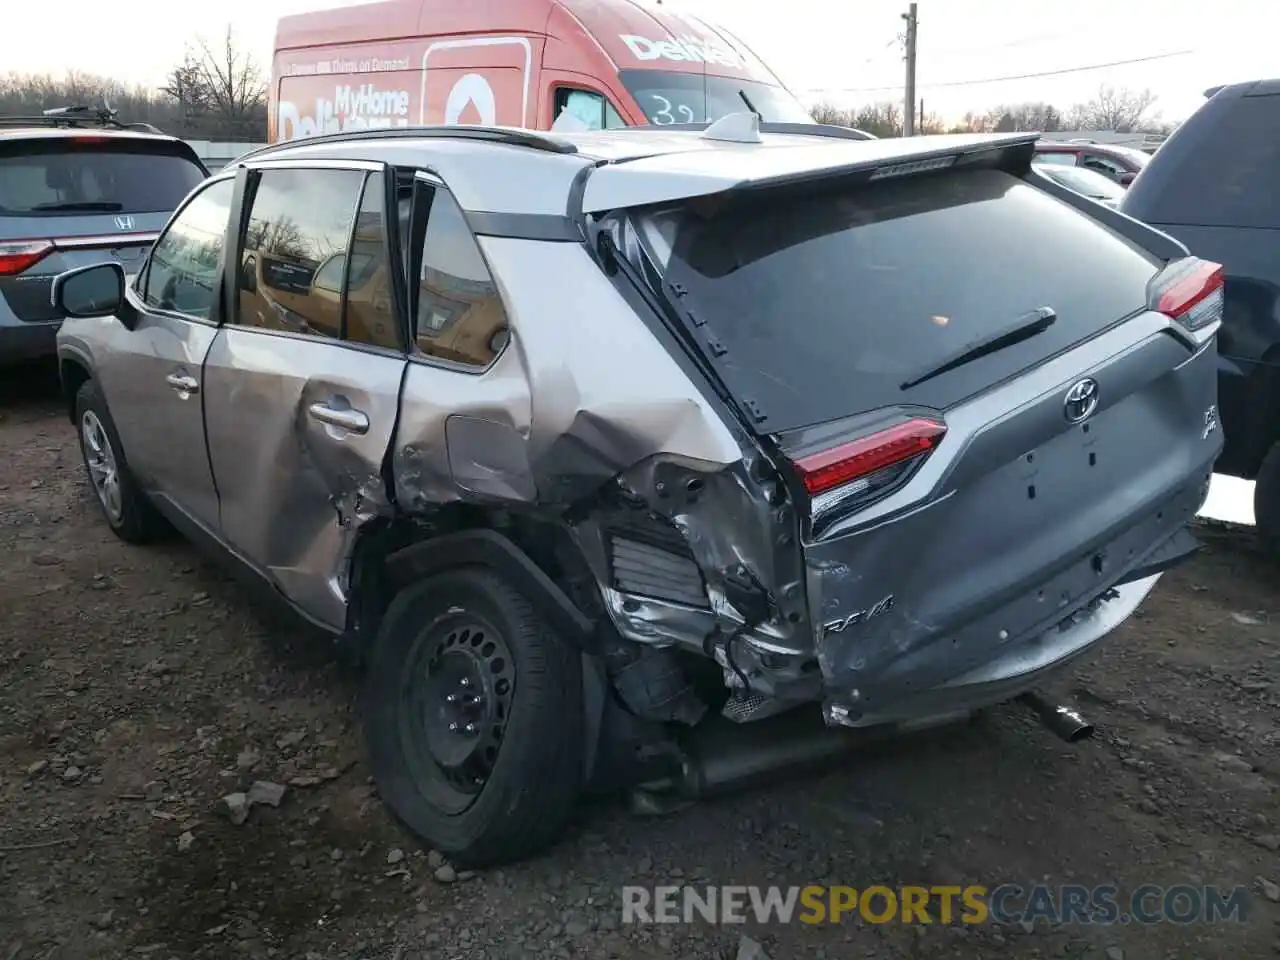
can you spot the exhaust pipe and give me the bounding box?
[670,709,870,800]
[1019,691,1095,743]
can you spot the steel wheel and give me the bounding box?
[80,409,122,522]
[399,612,517,814]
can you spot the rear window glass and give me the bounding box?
[642,168,1159,431]
[0,146,205,216]
[1124,95,1280,230]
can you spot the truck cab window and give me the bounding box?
[554,88,626,131]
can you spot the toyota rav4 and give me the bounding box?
[53,118,1222,867]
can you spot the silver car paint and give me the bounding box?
[57,128,1221,729]
[202,328,404,631]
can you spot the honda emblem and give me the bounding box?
[114,215,135,231]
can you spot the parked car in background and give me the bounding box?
[269,0,818,141]
[0,106,208,366]
[55,120,1221,867]
[1033,140,1150,184]
[1031,161,1126,207]
[1120,78,1280,551]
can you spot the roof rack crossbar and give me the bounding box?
[236,124,579,163]
[0,109,165,135]
[626,120,878,141]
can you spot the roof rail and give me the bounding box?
[628,120,878,141]
[0,104,166,135]
[235,124,580,163]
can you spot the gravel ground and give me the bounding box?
[1,364,1277,960]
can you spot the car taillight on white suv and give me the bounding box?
[1148,257,1224,333]
[789,416,947,521]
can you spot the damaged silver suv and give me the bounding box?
[54,117,1223,867]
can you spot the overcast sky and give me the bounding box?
[4,0,1277,124]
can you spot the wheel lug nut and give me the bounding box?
[445,693,459,704]
[459,677,471,687]
[448,722,460,732]
[464,723,477,734]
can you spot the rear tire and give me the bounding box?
[1254,442,1280,558]
[74,379,162,544]
[363,567,584,868]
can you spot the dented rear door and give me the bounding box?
[202,162,407,631]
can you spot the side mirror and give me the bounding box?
[1119,171,1137,186]
[52,262,125,319]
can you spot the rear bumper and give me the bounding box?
[825,571,1159,729]
[820,472,1211,729]
[0,319,60,364]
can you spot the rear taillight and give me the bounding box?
[0,240,55,276]
[1148,257,1224,332]
[792,417,947,497]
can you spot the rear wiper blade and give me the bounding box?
[900,306,1057,390]
[30,201,123,212]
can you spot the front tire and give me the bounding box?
[74,379,161,544]
[363,567,584,868]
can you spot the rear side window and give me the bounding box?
[644,168,1160,431]
[410,185,509,368]
[1033,151,1077,166]
[0,145,205,216]
[1127,95,1280,230]
[1080,152,1128,180]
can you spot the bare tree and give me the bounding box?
[809,101,850,126]
[853,102,903,138]
[803,100,903,138]
[1068,85,1158,132]
[163,27,267,139]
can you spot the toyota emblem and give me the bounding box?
[1063,378,1100,424]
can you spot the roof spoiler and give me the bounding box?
[1203,85,1225,99]
[630,118,878,142]
[578,131,1039,214]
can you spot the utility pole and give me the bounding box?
[902,2,918,136]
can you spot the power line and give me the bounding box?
[801,49,1194,95]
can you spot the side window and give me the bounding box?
[1081,153,1127,180]
[141,178,235,320]
[236,167,364,339]
[412,185,509,368]
[341,176,403,351]
[554,87,627,131]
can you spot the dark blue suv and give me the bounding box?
[1121,79,1280,550]
[0,107,208,365]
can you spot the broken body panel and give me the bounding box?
[56,124,1222,741]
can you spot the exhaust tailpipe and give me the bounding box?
[1019,692,1094,743]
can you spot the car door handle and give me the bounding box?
[308,402,370,435]
[165,372,199,394]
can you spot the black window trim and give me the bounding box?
[132,172,239,329]
[222,157,407,361]
[404,169,513,376]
